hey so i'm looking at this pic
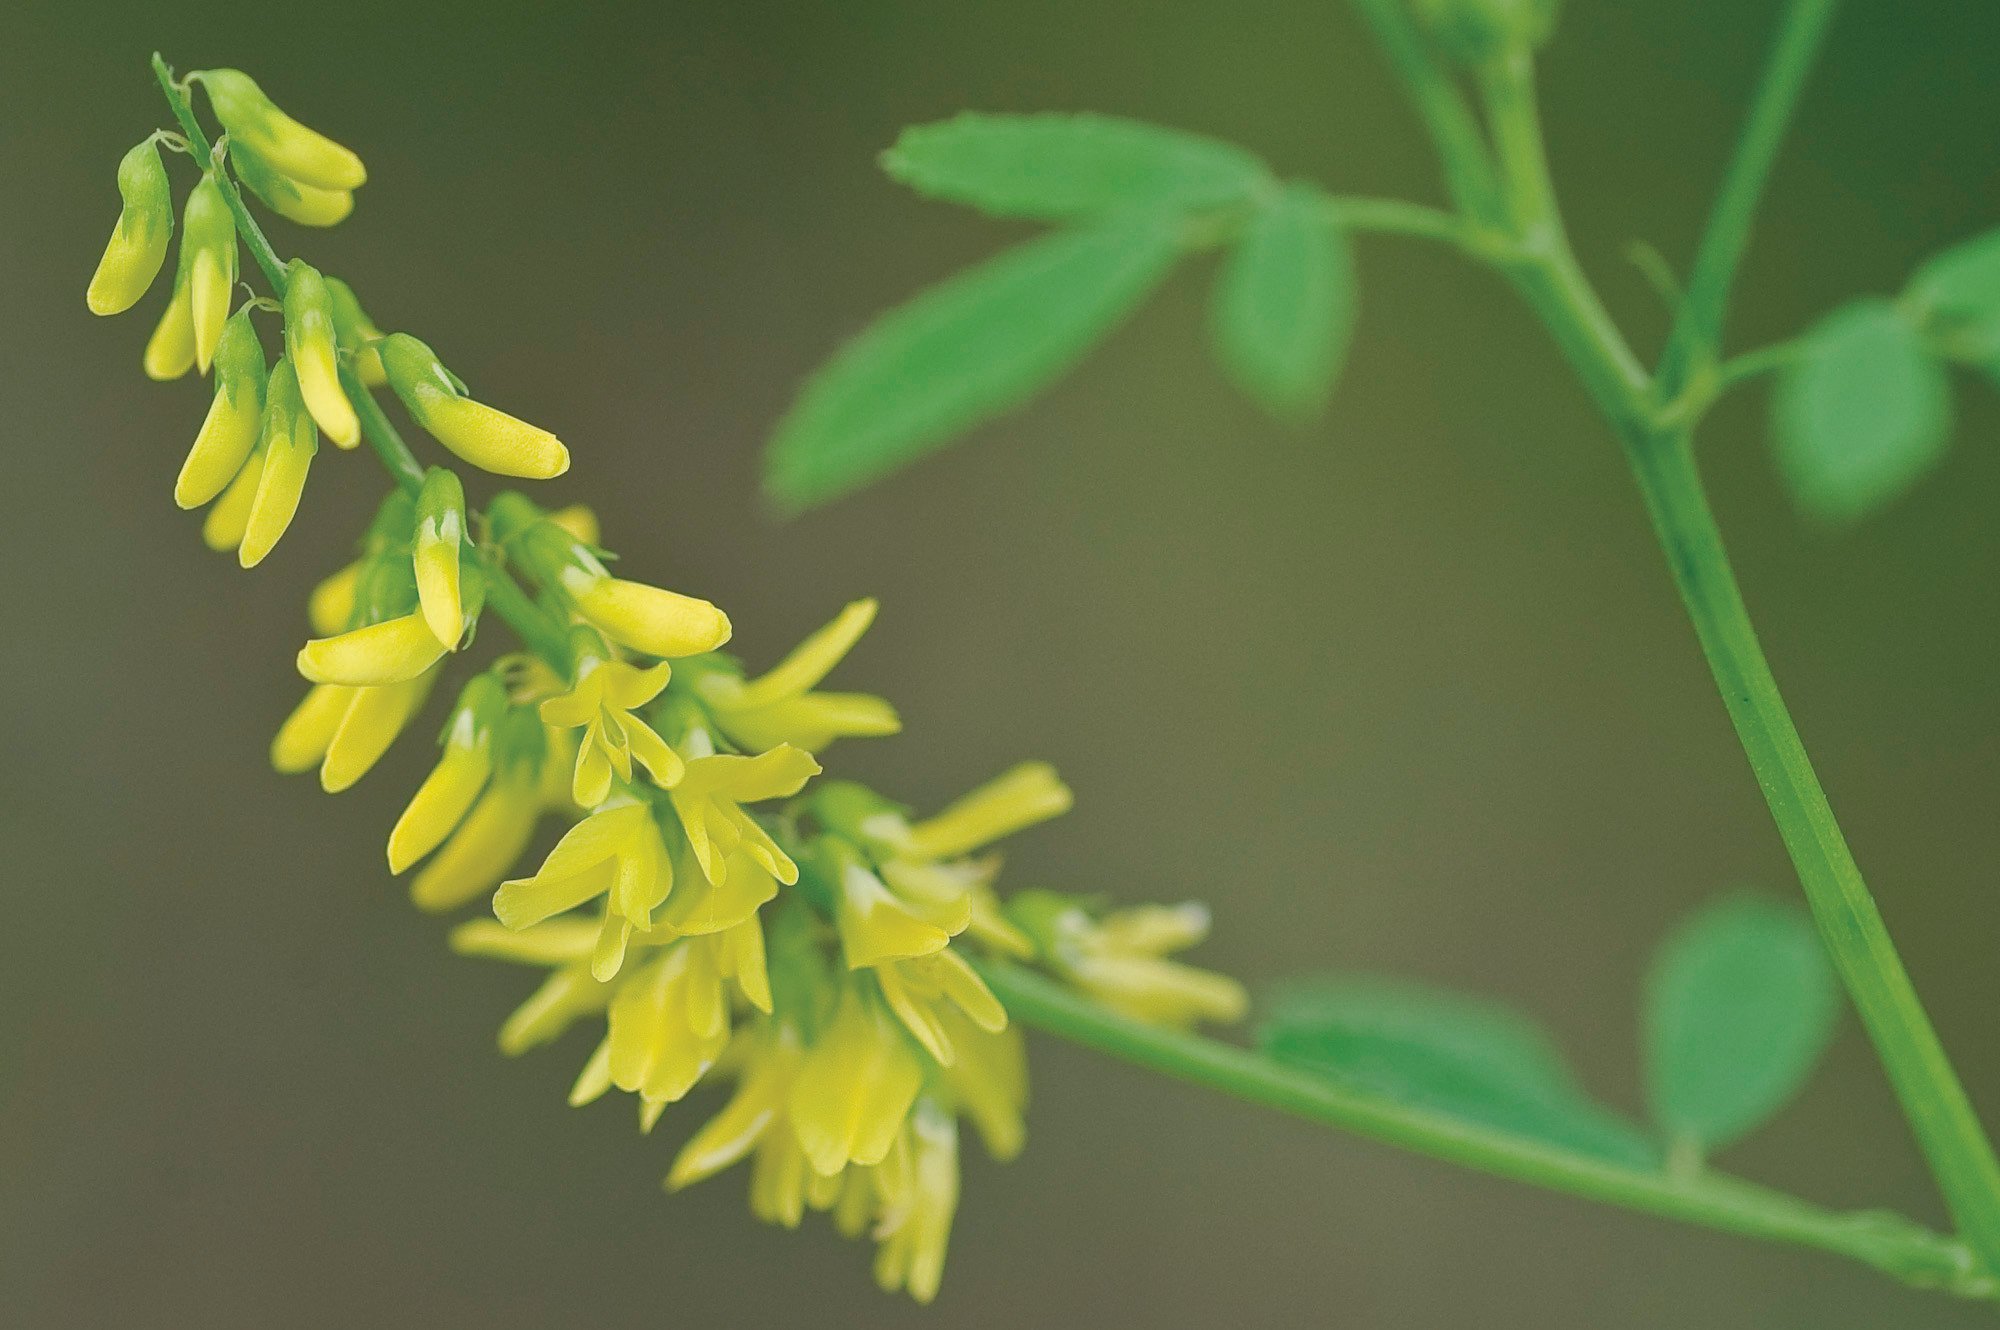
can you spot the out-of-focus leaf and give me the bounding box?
[1643,894,1840,1154]
[881,113,1271,222]
[765,215,1184,510]
[1906,227,2000,369]
[1773,298,1950,524]
[1211,185,1356,420]
[1259,976,1659,1169]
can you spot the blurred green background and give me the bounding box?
[6,2,2000,1325]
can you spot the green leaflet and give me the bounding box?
[1906,227,2000,372]
[882,112,1272,223]
[1212,185,1357,420]
[1259,976,1660,1169]
[1643,894,1840,1155]
[1773,298,1950,524]
[765,214,1184,510]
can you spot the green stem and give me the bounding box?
[1464,7,2000,1271]
[153,52,572,677]
[1345,0,1503,224]
[982,961,1985,1295]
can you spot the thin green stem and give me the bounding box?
[1655,0,1839,397]
[1320,196,1491,251]
[152,52,572,677]
[982,961,1987,1296]
[1345,0,1503,224]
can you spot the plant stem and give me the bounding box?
[1461,5,2000,1271]
[982,961,1986,1295]
[152,53,573,677]
[1345,0,1503,224]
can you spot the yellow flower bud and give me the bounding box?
[388,675,504,872]
[787,983,923,1175]
[282,260,359,448]
[546,503,600,547]
[871,1099,960,1304]
[412,774,542,913]
[232,145,353,227]
[298,611,450,685]
[698,599,900,752]
[666,1023,804,1190]
[184,173,238,373]
[271,682,355,772]
[201,445,264,552]
[143,275,196,381]
[413,467,467,647]
[379,333,569,479]
[566,571,733,659]
[239,358,317,568]
[175,306,266,509]
[607,941,734,1106]
[901,761,1072,861]
[307,560,362,636]
[321,670,437,793]
[87,138,173,316]
[198,68,367,192]
[324,277,385,385]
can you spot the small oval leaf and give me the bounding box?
[765,215,1184,510]
[882,113,1272,222]
[1773,298,1950,525]
[1212,185,1357,421]
[1906,227,2000,371]
[1643,894,1840,1154]
[1260,976,1659,1168]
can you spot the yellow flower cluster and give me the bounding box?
[95,60,1246,1303]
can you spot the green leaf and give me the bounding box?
[1772,298,1950,524]
[765,215,1184,510]
[1211,185,1357,420]
[1906,227,2000,371]
[1259,976,1660,1169]
[882,113,1271,223]
[1643,894,1840,1154]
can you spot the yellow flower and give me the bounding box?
[307,559,361,635]
[297,611,450,686]
[666,740,821,888]
[239,357,317,568]
[787,980,924,1176]
[198,68,367,192]
[937,1012,1027,1161]
[695,599,900,753]
[199,443,263,551]
[409,764,544,913]
[270,667,438,794]
[665,1020,805,1191]
[538,637,681,808]
[232,146,354,228]
[494,799,673,979]
[379,333,569,479]
[324,277,386,385]
[142,217,197,382]
[831,851,970,969]
[413,468,468,647]
[387,674,505,873]
[894,761,1073,862]
[87,138,172,317]
[450,918,612,1054]
[870,1098,960,1305]
[174,306,267,510]
[564,567,731,661]
[283,261,359,448]
[593,933,771,1111]
[183,174,238,374]
[1022,894,1248,1028]
[872,948,1006,1066]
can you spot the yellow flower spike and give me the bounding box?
[538,635,680,807]
[833,857,966,969]
[379,333,569,479]
[282,261,359,448]
[666,1023,805,1191]
[388,673,505,872]
[270,682,355,773]
[176,306,267,509]
[493,799,669,941]
[200,444,264,551]
[667,743,821,887]
[143,270,196,381]
[938,1014,1028,1161]
[565,570,731,659]
[698,599,901,753]
[787,983,924,1176]
[412,469,467,645]
[873,948,1007,1066]
[411,771,542,912]
[900,761,1073,861]
[87,138,173,316]
[607,941,732,1106]
[323,278,386,385]
[872,1100,960,1305]
[232,145,354,228]
[321,668,437,793]
[184,174,237,373]
[239,358,317,568]
[198,68,367,191]
[306,559,362,636]
[297,611,448,685]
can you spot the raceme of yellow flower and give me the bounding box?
[102,60,1247,1304]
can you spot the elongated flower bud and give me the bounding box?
[176,306,267,508]
[283,260,359,447]
[198,68,366,191]
[321,671,437,793]
[307,560,362,635]
[239,358,317,567]
[232,144,354,227]
[414,467,468,646]
[87,138,173,316]
[379,333,569,479]
[185,173,238,373]
[389,673,505,872]
[325,277,386,385]
[298,611,450,685]
[201,445,264,551]
[143,262,196,381]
